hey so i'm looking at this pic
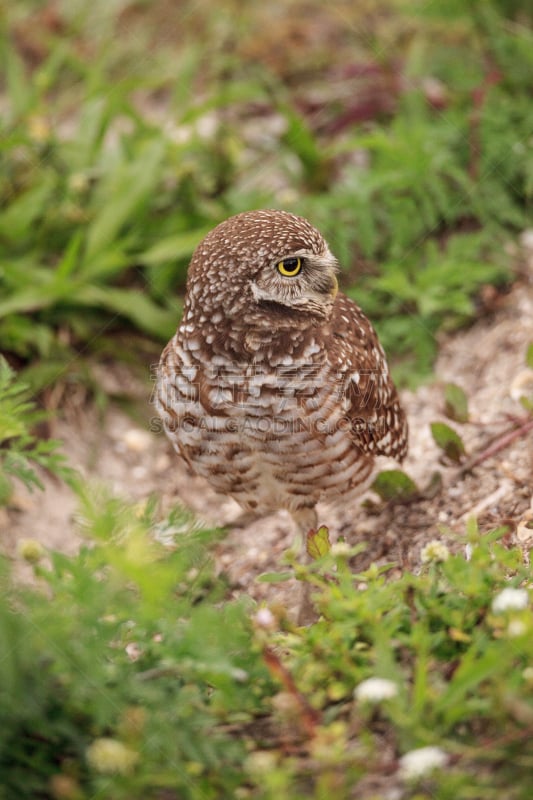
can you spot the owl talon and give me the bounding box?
[229,510,264,529]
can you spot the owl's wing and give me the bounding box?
[329,295,408,460]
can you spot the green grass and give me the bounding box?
[1,0,532,385]
[0,357,73,503]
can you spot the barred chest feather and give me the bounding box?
[156,329,376,513]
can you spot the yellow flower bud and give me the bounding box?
[18,538,45,564]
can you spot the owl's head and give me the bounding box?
[186,210,339,328]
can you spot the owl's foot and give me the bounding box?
[229,510,265,529]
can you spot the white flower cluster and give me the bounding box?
[354,677,398,703]
[399,745,448,780]
[245,750,278,775]
[86,738,139,775]
[492,587,528,613]
[420,540,450,564]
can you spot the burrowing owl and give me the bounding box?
[156,210,407,597]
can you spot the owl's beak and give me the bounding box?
[328,273,339,300]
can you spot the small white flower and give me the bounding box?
[522,666,533,685]
[330,542,351,557]
[492,587,528,613]
[420,540,450,564]
[507,619,527,638]
[253,608,276,629]
[354,677,398,703]
[520,228,533,251]
[231,667,249,682]
[399,746,448,780]
[125,642,143,662]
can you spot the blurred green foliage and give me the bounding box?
[1,493,270,800]
[2,494,533,798]
[0,0,531,385]
[0,357,72,503]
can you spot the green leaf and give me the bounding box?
[140,229,211,266]
[54,232,84,282]
[85,139,166,261]
[74,285,178,340]
[0,471,13,505]
[4,45,33,117]
[0,286,59,319]
[431,421,466,463]
[437,639,504,726]
[526,343,533,368]
[257,571,293,583]
[281,105,329,190]
[0,174,56,241]
[444,382,469,423]
[0,358,73,497]
[371,470,419,502]
[306,525,331,560]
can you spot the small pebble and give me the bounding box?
[154,453,171,472]
[121,428,152,453]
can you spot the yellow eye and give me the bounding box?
[277,257,302,277]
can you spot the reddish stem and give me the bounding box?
[262,646,321,738]
[469,68,502,180]
[462,417,533,472]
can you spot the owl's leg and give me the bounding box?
[229,509,265,529]
[291,507,319,626]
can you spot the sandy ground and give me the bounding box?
[2,251,533,610]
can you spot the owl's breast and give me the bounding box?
[156,344,374,513]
